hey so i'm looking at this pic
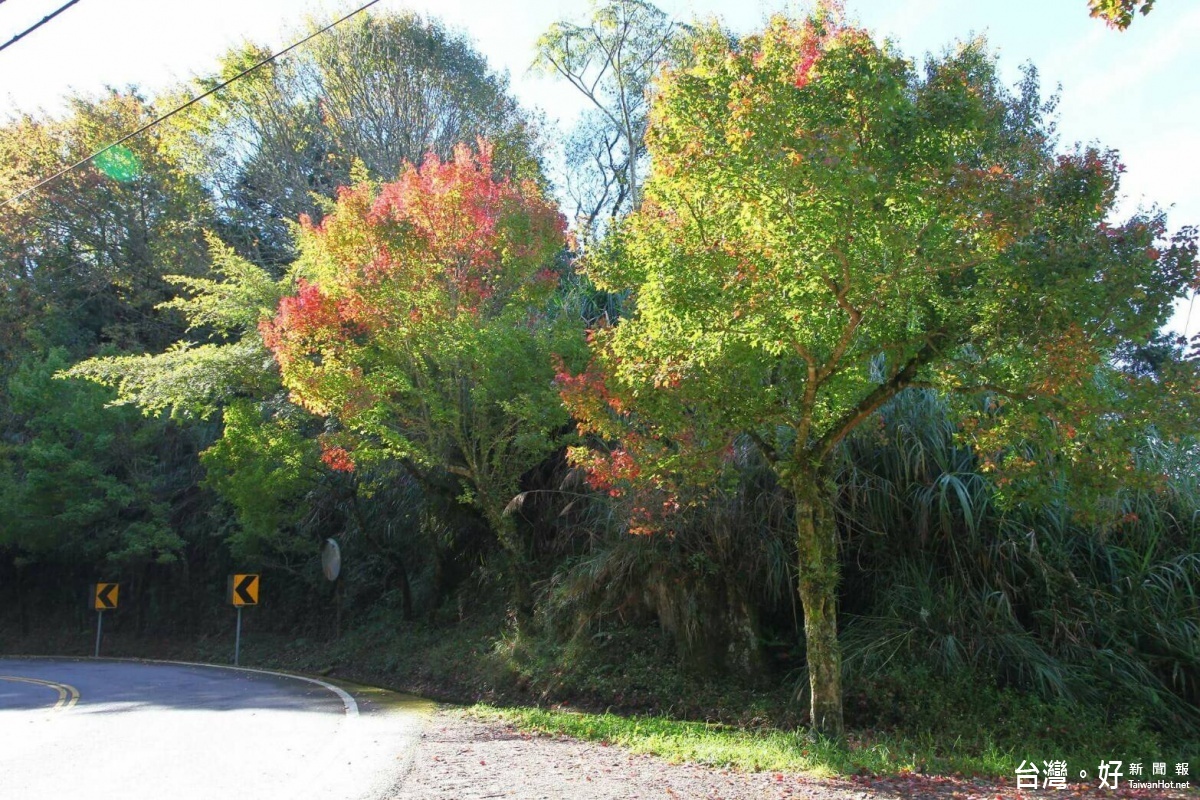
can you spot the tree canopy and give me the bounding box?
[560,11,1199,734]
[260,142,583,582]
[534,0,687,238]
[0,92,212,357]
[5,2,1198,754]
[173,11,546,268]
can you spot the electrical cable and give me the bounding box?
[0,0,382,209]
[0,0,80,55]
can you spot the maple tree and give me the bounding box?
[560,11,1199,735]
[1089,0,1157,29]
[260,141,581,596]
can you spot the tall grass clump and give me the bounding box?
[836,389,1200,731]
[541,449,796,674]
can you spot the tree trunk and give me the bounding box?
[396,561,415,623]
[486,506,534,623]
[794,482,844,737]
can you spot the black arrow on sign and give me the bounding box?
[97,583,117,609]
[234,574,257,605]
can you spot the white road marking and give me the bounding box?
[95,657,359,717]
[0,657,432,800]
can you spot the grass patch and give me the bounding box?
[467,703,1016,777]
[470,704,870,777]
[469,700,1190,780]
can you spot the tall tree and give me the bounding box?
[310,13,543,184]
[174,11,545,269]
[0,91,213,357]
[258,142,583,602]
[559,13,1199,734]
[0,91,214,582]
[535,0,685,238]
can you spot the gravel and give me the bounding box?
[388,711,1198,800]
[390,712,902,799]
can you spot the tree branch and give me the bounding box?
[814,333,947,462]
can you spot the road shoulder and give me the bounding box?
[390,709,1200,800]
[391,709,874,799]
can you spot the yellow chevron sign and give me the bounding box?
[229,574,260,606]
[93,583,119,610]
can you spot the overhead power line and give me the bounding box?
[0,0,382,209]
[0,0,80,55]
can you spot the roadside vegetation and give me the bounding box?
[1,0,1196,782]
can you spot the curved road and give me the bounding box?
[0,657,432,800]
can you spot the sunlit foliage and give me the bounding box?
[560,10,1198,732]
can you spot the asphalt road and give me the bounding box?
[0,657,432,800]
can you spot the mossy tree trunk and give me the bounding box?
[484,503,533,621]
[794,479,844,737]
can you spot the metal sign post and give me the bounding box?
[227,573,259,666]
[94,609,103,658]
[90,582,118,658]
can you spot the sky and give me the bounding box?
[1,0,1196,338]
